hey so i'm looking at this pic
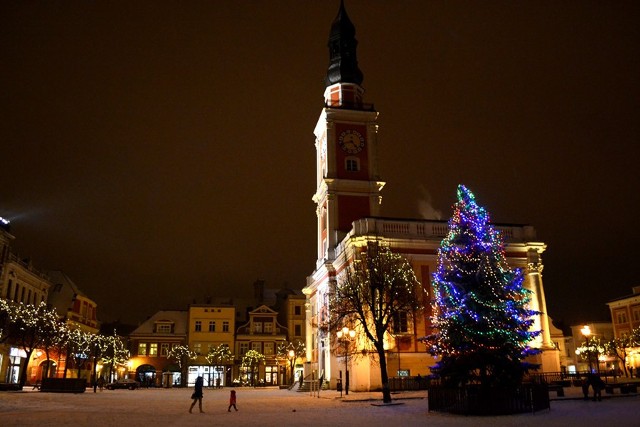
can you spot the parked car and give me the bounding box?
[106,379,140,390]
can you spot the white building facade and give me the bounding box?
[303,2,559,392]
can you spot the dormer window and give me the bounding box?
[155,322,173,333]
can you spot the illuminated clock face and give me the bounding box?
[338,130,365,154]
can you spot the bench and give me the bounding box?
[40,378,87,393]
[547,383,565,397]
[605,383,638,394]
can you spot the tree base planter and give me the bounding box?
[40,378,87,393]
[428,384,549,415]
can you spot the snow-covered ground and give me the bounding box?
[0,386,637,427]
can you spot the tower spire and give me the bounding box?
[325,0,363,88]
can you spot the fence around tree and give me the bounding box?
[428,383,549,415]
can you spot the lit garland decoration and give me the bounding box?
[426,185,540,387]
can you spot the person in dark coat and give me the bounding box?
[583,373,605,401]
[228,389,238,412]
[189,376,204,413]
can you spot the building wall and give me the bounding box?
[305,219,560,392]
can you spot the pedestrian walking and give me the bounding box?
[189,376,204,413]
[228,389,238,412]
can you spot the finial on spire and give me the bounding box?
[325,0,363,87]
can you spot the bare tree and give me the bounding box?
[206,344,233,387]
[325,242,426,403]
[241,350,265,387]
[99,331,130,383]
[0,299,10,344]
[6,302,60,389]
[277,340,306,385]
[605,327,640,377]
[168,345,197,386]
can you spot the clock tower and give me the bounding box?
[313,1,385,263]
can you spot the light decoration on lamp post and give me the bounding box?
[581,325,593,373]
[336,327,356,396]
[288,349,295,385]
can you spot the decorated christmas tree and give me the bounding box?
[426,185,540,388]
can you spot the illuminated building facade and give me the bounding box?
[187,305,235,387]
[303,2,559,392]
[607,287,640,372]
[128,310,188,386]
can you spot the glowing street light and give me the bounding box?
[336,327,356,396]
[581,325,593,373]
[288,349,295,385]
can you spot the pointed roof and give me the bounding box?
[325,0,363,87]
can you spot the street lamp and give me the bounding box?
[288,349,295,385]
[336,327,356,395]
[581,325,593,373]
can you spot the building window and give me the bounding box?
[194,343,201,355]
[252,342,262,353]
[294,324,302,337]
[264,342,274,355]
[264,322,273,333]
[393,311,409,334]
[294,305,301,316]
[239,342,249,355]
[617,312,628,324]
[209,321,216,332]
[633,308,640,322]
[345,157,360,172]
[149,343,158,357]
[138,343,147,356]
[254,322,263,333]
[223,321,229,332]
[195,321,202,332]
[160,343,170,356]
[156,323,172,333]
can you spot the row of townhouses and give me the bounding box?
[1,218,307,388]
[127,281,306,388]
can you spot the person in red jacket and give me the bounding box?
[228,389,238,412]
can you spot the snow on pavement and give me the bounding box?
[0,386,637,427]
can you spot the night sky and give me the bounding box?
[2,1,638,327]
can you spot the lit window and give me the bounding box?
[254,322,263,333]
[149,343,158,357]
[194,343,201,355]
[252,342,262,352]
[264,322,273,333]
[138,343,147,356]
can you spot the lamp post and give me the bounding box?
[337,327,356,395]
[288,349,295,385]
[581,325,593,373]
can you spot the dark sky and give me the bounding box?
[2,1,638,326]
